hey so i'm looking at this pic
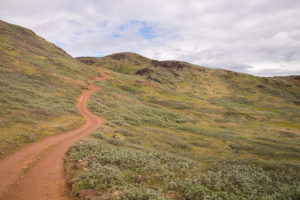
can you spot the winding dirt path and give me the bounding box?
[0,68,108,200]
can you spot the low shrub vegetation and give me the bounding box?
[66,138,300,199]
[68,54,300,199]
[0,20,98,158]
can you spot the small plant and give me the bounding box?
[19,133,36,143]
[116,187,165,200]
[5,138,20,146]
[107,138,124,146]
[72,163,125,191]
[92,131,106,140]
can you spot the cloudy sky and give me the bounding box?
[1,0,300,76]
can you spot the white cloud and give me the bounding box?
[0,0,300,76]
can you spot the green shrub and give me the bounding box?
[92,131,106,140]
[164,136,191,151]
[179,164,300,200]
[107,138,124,146]
[66,139,300,199]
[116,187,165,200]
[68,55,300,199]
[72,163,125,191]
[18,133,36,143]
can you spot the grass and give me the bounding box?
[65,54,300,199]
[1,20,299,199]
[0,20,98,158]
[66,137,300,199]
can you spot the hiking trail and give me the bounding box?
[0,68,108,200]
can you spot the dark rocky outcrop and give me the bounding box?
[151,60,189,70]
[107,53,128,60]
[76,57,96,65]
[257,84,266,89]
[294,76,300,81]
[135,67,154,75]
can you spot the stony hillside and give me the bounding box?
[0,20,98,157]
[64,53,300,199]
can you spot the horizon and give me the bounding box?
[1,0,300,77]
[75,51,300,78]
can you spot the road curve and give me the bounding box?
[0,68,108,200]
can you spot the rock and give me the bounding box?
[107,53,128,60]
[257,84,266,89]
[146,75,161,83]
[76,57,97,65]
[98,102,104,110]
[224,71,238,79]
[293,101,300,105]
[198,68,206,72]
[229,144,241,150]
[73,160,87,169]
[76,147,83,152]
[170,70,180,77]
[132,60,141,65]
[135,67,154,75]
[135,174,142,184]
[113,133,121,140]
[151,60,189,70]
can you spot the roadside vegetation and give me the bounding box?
[2,19,299,199]
[0,20,98,158]
[66,137,300,200]
[65,53,300,199]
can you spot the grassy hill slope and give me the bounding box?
[0,20,98,158]
[65,53,300,199]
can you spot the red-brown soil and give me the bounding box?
[0,68,108,200]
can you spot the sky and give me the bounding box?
[1,0,300,76]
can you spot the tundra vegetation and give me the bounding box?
[1,19,299,199]
[0,20,98,158]
[65,53,300,199]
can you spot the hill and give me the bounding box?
[0,20,98,158]
[1,19,299,198]
[63,53,300,199]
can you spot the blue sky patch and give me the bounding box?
[139,25,156,40]
[97,20,109,27]
[92,51,104,57]
[54,41,66,48]
[112,33,121,38]
[111,21,157,40]
[118,24,127,31]
[130,21,156,40]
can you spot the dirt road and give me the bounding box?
[0,68,108,200]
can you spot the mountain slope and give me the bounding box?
[1,19,299,198]
[65,53,300,199]
[78,52,300,135]
[0,20,98,158]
